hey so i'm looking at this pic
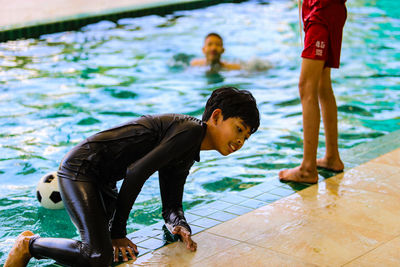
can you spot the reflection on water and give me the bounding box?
[0,0,399,264]
[205,70,225,84]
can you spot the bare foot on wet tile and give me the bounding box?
[317,157,344,172]
[279,166,318,184]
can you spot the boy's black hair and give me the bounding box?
[205,32,223,45]
[202,86,260,134]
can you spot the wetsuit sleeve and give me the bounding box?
[110,126,202,239]
[159,165,192,233]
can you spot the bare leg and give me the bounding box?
[279,58,324,183]
[317,67,344,171]
[4,231,35,267]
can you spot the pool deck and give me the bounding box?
[0,0,191,30]
[117,130,400,267]
[1,0,234,42]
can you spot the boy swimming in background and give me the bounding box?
[191,33,241,71]
[5,86,259,267]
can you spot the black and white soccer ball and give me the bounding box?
[36,172,64,209]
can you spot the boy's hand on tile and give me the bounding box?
[112,237,138,262]
[172,225,197,252]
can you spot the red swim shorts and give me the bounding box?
[301,0,347,68]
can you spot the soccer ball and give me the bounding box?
[36,172,64,209]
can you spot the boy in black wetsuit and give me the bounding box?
[5,86,259,267]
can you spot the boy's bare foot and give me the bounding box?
[279,166,319,184]
[317,157,344,172]
[4,230,35,267]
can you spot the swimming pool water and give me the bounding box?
[0,0,399,265]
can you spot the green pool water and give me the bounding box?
[0,0,399,265]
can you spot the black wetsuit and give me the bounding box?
[29,114,206,266]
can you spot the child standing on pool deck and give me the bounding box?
[191,33,241,71]
[279,0,347,183]
[5,86,259,267]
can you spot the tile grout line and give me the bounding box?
[199,231,318,266]
[340,234,400,266]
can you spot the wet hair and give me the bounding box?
[202,86,260,134]
[205,32,223,45]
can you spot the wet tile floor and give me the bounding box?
[119,149,400,267]
[117,130,400,266]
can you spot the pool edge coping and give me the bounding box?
[0,0,247,42]
[119,128,400,260]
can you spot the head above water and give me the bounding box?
[205,33,223,45]
[202,86,260,135]
[203,33,224,64]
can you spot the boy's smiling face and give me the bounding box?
[202,35,224,64]
[205,109,251,156]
